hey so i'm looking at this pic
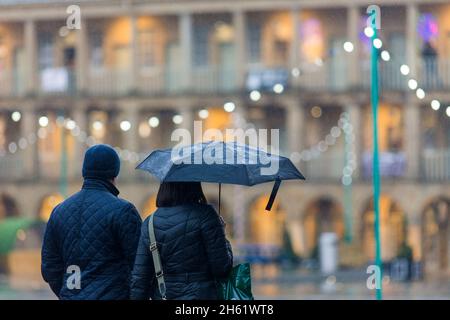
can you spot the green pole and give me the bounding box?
[344,119,353,243]
[60,112,68,199]
[371,27,383,300]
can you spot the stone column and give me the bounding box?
[24,19,37,95]
[290,8,301,70]
[233,185,246,246]
[233,10,246,89]
[407,210,422,262]
[177,104,194,134]
[345,103,362,178]
[71,102,88,178]
[179,13,193,92]
[406,3,419,79]
[404,99,420,179]
[75,18,88,94]
[121,104,140,154]
[21,106,39,180]
[231,98,247,131]
[130,15,139,94]
[285,98,304,156]
[120,104,140,180]
[347,6,360,87]
[290,8,301,88]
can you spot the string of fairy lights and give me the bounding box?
[0,22,447,177]
[0,107,351,181]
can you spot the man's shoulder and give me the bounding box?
[115,197,136,211]
[83,188,129,207]
[111,198,141,222]
[54,191,82,211]
[56,190,134,213]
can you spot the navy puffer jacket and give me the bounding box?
[41,178,142,300]
[130,204,233,300]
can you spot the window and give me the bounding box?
[89,30,104,67]
[247,21,261,63]
[193,24,209,66]
[138,29,159,68]
[273,39,288,66]
[38,32,54,69]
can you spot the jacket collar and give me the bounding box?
[82,178,120,197]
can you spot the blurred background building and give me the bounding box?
[0,0,449,294]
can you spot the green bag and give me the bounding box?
[217,263,254,300]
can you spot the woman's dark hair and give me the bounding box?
[156,182,207,207]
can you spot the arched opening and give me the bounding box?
[0,193,20,219]
[422,197,450,274]
[303,197,344,259]
[249,195,285,247]
[361,195,407,262]
[39,194,64,222]
[141,194,157,219]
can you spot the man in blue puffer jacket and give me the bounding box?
[41,144,142,300]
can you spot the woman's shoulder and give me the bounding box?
[149,204,217,219]
[179,203,217,218]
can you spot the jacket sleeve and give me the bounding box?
[200,206,233,279]
[112,203,142,296]
[130,218,155,300]
[41,211,64,297]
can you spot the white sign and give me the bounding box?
[40,67,69,93]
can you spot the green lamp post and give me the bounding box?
[370,26,383,301]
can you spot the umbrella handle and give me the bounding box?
[265,179,282,211]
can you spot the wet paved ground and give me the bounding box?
[1,267,449,300]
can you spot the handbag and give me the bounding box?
[148,214,167,300]
[216,263,254,300]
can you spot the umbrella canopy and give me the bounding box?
[136,141,305,210]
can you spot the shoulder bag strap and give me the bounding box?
[148,214,167,300]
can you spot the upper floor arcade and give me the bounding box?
[0,2,450,97]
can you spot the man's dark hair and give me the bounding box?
[156,182,207,207]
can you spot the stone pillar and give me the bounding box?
[121,105,140,154]
[120,104,140,180]
[233,10,246,89]
[232,185,246,246]
[345,103,362,178]
[21,106,39,180]
[24,19,37,95]
[179,13,193,92]
[290,8,301,87]
[404,99,420,179]
[347,6,360,87]
[177,105,194,134]
[72,102,88,178]
[290,8,301,70]
[407,211,422,261]
[75,18,88,94]
[285,98,304,156]
[130,15,139,94]
[406,3,419,79]
[232,98,247,131]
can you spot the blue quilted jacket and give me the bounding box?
[130,204,233,300]
[41,178,142,300]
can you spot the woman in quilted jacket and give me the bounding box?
[130,182,233,300]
